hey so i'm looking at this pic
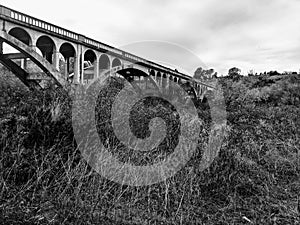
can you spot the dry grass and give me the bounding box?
[0,67,299,224]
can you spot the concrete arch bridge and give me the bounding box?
[0,5,215,101]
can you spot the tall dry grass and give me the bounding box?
[0,68,299,224]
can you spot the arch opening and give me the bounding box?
[59,42,75,59]
[112,58,122,68]
[99,54,110,74]
[156,72,162,86]
[6,28,33,70]
[8,27,32,45]
[150,70,155,77]
[83,49,97,83]
[36,36,56,63]
[162,73,167,90]
[59,43,76,80]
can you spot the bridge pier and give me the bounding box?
[53,51,60,71]
[94,59,99,78]
[73,56,80,84]
[163,74,169,95]
[79,51,84,84]
[169,76,173,96]
[64,58,69,80]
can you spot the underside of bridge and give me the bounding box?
[0,30,66,89]
[115,67,200,102]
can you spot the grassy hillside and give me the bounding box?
[0,67,299,224]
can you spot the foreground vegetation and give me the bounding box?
[0,66,299,224]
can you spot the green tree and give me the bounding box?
[228,67,242,81]
[194,67,215,79]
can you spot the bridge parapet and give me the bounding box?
[0,5,79,40]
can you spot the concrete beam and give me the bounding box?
[3,52,27,59]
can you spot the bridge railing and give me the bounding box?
[83,37,124,56]
[0,5,80,40]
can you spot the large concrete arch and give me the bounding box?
[116,67,156,95]
[0,30,66,87]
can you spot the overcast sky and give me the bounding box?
[2,0,300,75]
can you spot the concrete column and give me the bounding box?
[73,55,80,84]
[94,60,99,78]
[169,76,173,96]
[53,51,60,71]
[145,75,149,90]
[164,74,169,94]
[20,59,25,69]
[75,46,84,84]
[73,45,83,84]
[64,58,69,80]
[23,59,27,70]
[81,52,84,84]
[1,20,6,32]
